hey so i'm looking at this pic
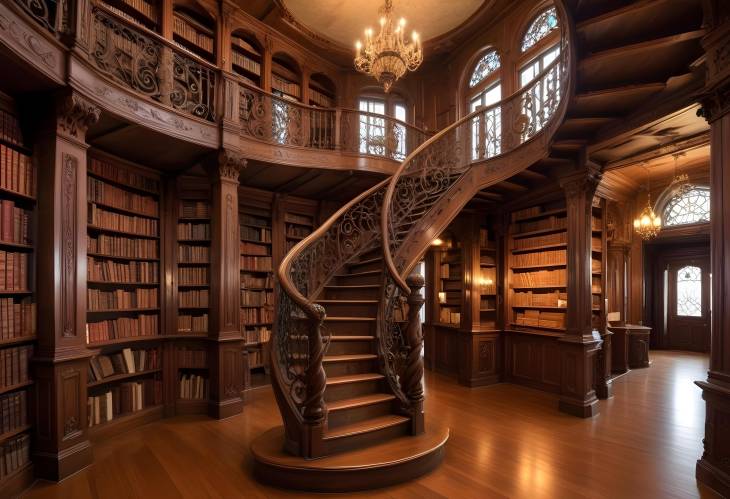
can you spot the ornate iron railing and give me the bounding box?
[89,5,216,122]
[14,0,58,33]
[238,80,428,158]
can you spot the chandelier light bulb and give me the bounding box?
[399,17,406,26]
[380,17,385,26]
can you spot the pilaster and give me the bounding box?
[32,91,100,480]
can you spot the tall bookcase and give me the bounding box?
[507,200,569,333]
[436,238,462,328]
[173,7,215,62]
[592,197,607,331]
[231,33,263,88]
[0,103,35,493]
[177,196,210,337]
[85,154,164,437]
[478,227,498,330]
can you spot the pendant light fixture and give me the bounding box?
[633,164,662,240]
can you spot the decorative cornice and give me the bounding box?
[56,92,101,140]
[698,18,730,122]
[560,168,603,198]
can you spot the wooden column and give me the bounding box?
[696,7,730,496]
[558,168,603,417]
[32,91,100,480]
[206,151,246,419]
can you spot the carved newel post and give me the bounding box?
[402,274,425,435]
[301,303,327,458]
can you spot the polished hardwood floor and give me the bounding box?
[23,351,720,498]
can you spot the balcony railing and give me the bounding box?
[14,0,59,33]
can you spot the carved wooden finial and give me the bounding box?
[56,92,101,140]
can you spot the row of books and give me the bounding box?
[0,200,31,245]
[512,249,566,267]
[179,374,207,400]
[514,310,565,329]
[592,216,602,231]
[241,290,274,307]
[513,290,568,308]
[480,297,496,310]
[88,234,159,259]
[0,251,28,291]
[176,347,206,368]
[88,258,158,283]
[592,259,602,273]
[0,110,23,148]
[179,200,209,219]
[0,298,36,339]
[513,215,567,235]
[231,50,261,76]
[89,158,160,194]
[88,347,160,382]
[178,222,210,240]
[86,314,159,343]
[0,390,27,435]
[0,434,30,481]
[248,348,265,368]
[438,308,461,326]
[179,289,208,308]
[285,213,312,226]
[240,214,269,226]
[87,288,158,311]
[178,267,208,286]
[241,307,273,325]
[309,87,334,108]
[481,254,496,266]
[479,268,497,295]
[0,144,34,197]
[89,205,159,237]
[241,256,272,272]
[243,326,270,345]
[179,245,209,263]
[286,225,311,238]
[0,345,32,388]
[272,74,301,99]
[173,13,214,53]
[592,276,602,294]
[240,225,271,243]
[87,379,163,427]
[240,241,270,256]
[512,231,566,251]
[119,0,157,18]
[177,313,208,333]
[440,263,461,280]
[512,269,566,288]
[241,274,274,288]
[511,206,544,221]
[88,177,158,217]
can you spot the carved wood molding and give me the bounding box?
[61,153,78,338]
[56,92,101,141]
[216,149,247,182]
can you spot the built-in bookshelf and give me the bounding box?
[478,227,498,329]
[86,156,161,346]
[592,197,606,330]
[271,56,302,102]
[240,204,274,370]
[175,344,208,411]
[308,75,336,108]
[231,33,263,88]
[0,105,36,490]
[437,238,462,328]
[284,211,314,253]
[508,201,568,332]
[177,197,211,336]
[100,0,158,30]
[173,7,215,62]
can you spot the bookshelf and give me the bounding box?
[478,227,498,329]
[436,237,462,328]
[271,55,302,102]
[173,7,215,62]
[231,33,263,88]
[508,201,569,332]
[100,0,158,30]
[86,156,162,347]
[0,105,35,491]
[177,196,211,336]
[592,197,606,331]
[308,74,336,108]
[239,203,274,372]
[174,343,209,413]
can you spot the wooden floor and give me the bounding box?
[22,351,720,499]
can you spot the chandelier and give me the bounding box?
[633,165,661,240]
[354,0,423,92]
[669,152,692,196]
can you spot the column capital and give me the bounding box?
[210,150,247,183]
[559,167,602,198]
[56,91,101,142]
[698,18,730,122]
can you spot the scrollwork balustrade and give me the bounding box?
[14,0,57,33]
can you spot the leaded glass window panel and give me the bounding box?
[469,50,500,88]
[664,187,710,226]
[676,265,702,317]
[521,7,558,52]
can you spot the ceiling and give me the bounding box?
[280,0,486,48]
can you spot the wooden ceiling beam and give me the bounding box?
[515,169,549,182]
[603,132,710,171]
[274,169,322,192]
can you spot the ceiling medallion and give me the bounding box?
[354,0,423,92]
[634,165,661,240]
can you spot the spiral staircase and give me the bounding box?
[251,0,706,491]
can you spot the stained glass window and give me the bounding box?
[469,50,500,88]
[677,265,702,317]
[521,7,559,52]
[664,187,710,226]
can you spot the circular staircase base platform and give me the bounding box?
[251,421,449,492]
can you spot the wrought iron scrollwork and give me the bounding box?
[14,0,57,33]
[171,52,216,121]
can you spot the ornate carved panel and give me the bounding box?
[61,153,77,338]
[61,367,82,440]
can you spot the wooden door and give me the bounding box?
[667,259,711,352]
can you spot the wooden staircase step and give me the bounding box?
[326,373,384,386]
[334,270,382,285]
[327,393,395,412]
[323,354,377,363]
[323,414,409,440]
[323,284,381,300]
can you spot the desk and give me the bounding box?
[608,325,651,372]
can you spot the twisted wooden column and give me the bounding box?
[402,274,425,434]
[301,303,327,457]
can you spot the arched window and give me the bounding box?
[521,7,559,53]
[358,92,408,160]
[663,187,710,226]
[467,49,502,160]
[676,265,702,317]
